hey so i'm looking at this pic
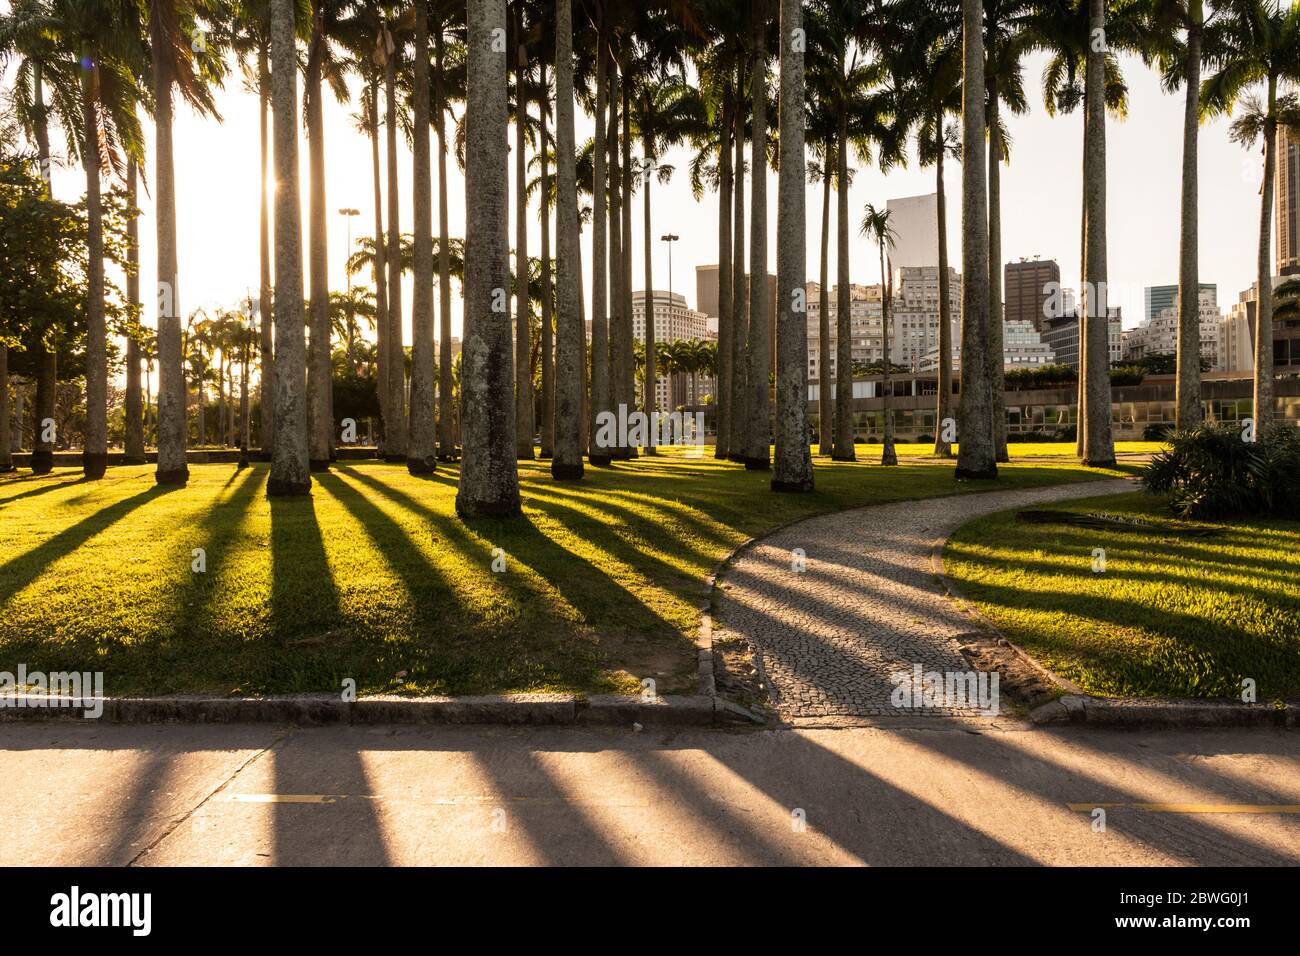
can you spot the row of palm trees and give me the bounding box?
[2,0,1294,507]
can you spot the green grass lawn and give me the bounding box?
[857,440,1162,458]
[943,491,1300,700]
[0,445,1135,698]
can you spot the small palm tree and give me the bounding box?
[861,203,898,466]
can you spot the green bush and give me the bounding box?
[1143,423,1300,519]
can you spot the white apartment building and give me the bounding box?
[1121,289,1223,368]
[890,266,963,369]
[632,290,716,410]
[886,193,940,271]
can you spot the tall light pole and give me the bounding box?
[339,207,360,293]
[661,233,680,303]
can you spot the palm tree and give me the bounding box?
[861,202,898,465]
[1078,0,1115,467]
[892,2,961,457]
[729,58,748,462]
[552,0,583,480]
[151,0,221,486]
[433,1,465,461]
[381,4,409,461]
[408,0,438,473]
[772,0,813,491]
[1201,0,1300,433]
[956,0,997,479]
[267,0,311,495]
[512,1,535,460]
[123,152,145,462]
[1142,0,1207,430]
[458,0,521,517]
[306,2,348,471]
[740,0,772,470]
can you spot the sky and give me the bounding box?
[17,43,1273,347]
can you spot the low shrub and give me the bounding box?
[1143,423,1300,519]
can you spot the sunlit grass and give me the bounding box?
[943,491,1300,699]
[0,447,1135,697]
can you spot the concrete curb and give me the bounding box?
[0,692,750,727]
[931,485,1299,730]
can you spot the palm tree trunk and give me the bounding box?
[987,84,1008,462]
[934,123,954,458]
[258,46,274,459]
[153,7,188,486]
[1256,78,1278,432]
[32,339,55,474]
[267,0,312,496]
[552,0,583,480]
[715,91,734,460]
[744,8,771,471]
[0,345,11,472]
[1176,0,1203,431]
[306,13,332,471]
[619,57,637,457]
[881,243,897,465]
[540,64,555,460]
[955,0,996,479]
[515,17,535,461]
[124,157,145,462]
[409,0,438,474]
[642,127,657,452]
[80,51,107,479]
[817,161,831,455]
[457,0,522,517]
[832,107,854,461]
[589,23,611,467]
[385,41,407,460]
[1076,116,1087,456]
[729,73,748,462]
[436,33,455,460]
[1081,0,1115,467]
[772,0,812,491]
[607,60,626,458]
[369,77,390,449]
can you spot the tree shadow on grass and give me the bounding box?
[0,475,87,509]
[0,484,172,607]
[267,490,342,691]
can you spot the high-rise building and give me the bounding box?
[886,193,939,270]
[1279,125,1300,276]
[694,265,778,373]
[1004,258,1061,330]
[918,319,1055,372]
[890,266,962,369]
[632,291,716,410]
[1144,283,1217,323]
[804,282,884,382]
[1123,289,1223,368]
[1040,310,1123,369]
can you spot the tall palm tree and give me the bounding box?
[806,120,837,456]
[772,0,813,491]
[513,0,535,460]
[433,1,466,461]
[729,58,748,461]
[587,3,612,466]
[123,153,145,461]
[892,1,961,456]
[267,0,311,495]
[1146,0,1209,432]
[742,0,771,470]
[306,1,348,471]
[1201,0,1300,433]
[956,0,997,478]
[458,0,521,517]
[151,0,221,486]
[1079,0,1115,467]
[381,4,409,461]
[862,202,898,465]
[536,62,555,459]
[408,0,438,473]
[552,0,583,480]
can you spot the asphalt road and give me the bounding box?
[3,720,1298,866]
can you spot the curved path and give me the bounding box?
[715,478,1136,721]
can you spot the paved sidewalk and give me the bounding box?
[715,478,1136,720]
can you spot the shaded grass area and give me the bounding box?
[0,447,1135,697]
[943,491,1300,699]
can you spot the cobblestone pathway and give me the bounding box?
[716,479,1135,720]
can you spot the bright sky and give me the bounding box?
[21,46,1272,344]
